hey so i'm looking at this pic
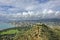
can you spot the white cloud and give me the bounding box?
[42,9,60,18]
[0,0,60,20]
[47,10,54,14]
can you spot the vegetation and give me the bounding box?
[0,23,60,40]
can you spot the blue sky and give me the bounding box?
[0,0,60,20]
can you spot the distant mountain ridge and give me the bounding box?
[0,18,60,23]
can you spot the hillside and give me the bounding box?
[0,23,60,40]
[14,23,60,40]
[0,26,32,40]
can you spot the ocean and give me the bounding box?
[0,23,15,30]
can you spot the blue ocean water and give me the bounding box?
[0,23,15,30]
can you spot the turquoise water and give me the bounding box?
[0,23,15,30]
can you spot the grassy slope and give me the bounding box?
[0,26,32,35]
[14,24,60,40]
[0,23,60,40]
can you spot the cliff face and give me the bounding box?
[14,24,60,40]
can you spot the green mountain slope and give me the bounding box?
[0,23,60,40]
[14,24,60,40]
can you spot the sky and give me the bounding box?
[0,0,60,20]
